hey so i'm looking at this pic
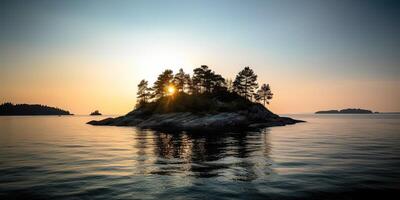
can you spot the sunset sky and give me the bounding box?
[1,0,399,114]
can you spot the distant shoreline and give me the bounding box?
[315,108,376,114]
[0,103,73,116]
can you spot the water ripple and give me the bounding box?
[0,115,400,199]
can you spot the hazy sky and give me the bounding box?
[1,0,399,114]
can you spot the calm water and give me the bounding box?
[0,114,399,200]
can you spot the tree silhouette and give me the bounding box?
[210,73,226,92]
[192,65,225,93]
[202,66,214,93]
[255,84,273,106]
[233,66,258,100]
[0,103,71,115]
[153,69,174,99]
[173,68,190,93]
[136,79,151,107]
[192,65,208,93]
[132,65,275,111]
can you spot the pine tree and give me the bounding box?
[233,66,258,100]
[210,73,226,92]
[203,66,214,93]
[153,69,174,99]
[173,68,190,93]
[256,84,273,106]
[192,65,209,93]
[136,79,151,107]
[192,65,225,93]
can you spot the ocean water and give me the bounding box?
[0,114,399,200]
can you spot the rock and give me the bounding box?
[87,117,115,125]
[90,110,102,115]
[87,92,304,131]
[87,110,304,131]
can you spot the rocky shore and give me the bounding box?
[88,104,304,131]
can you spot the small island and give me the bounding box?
[90,110,102,115]
[0,102,72,115]
[88,66,303,131]
[316,108,374,114]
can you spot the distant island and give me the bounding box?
[316,108,375,114]
[90,110,102,115]
[0,103,72,115]
[88,66,303,131]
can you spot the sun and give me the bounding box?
[167,85,176,95]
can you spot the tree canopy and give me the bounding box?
[233,66,258,100]
[152,69,174,99]
[136,79,151,107]
[173,68,190,93]
[192,65,226,93]
[255,84,273,106]
[135,65,273,107]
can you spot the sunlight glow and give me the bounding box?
[167,85,176,95]
[133,43,194,84]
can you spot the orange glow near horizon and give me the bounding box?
[1,57,400,115]
[1,55,400,115]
